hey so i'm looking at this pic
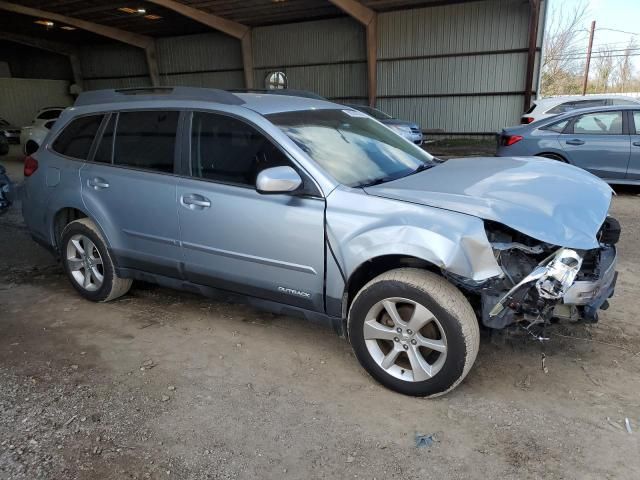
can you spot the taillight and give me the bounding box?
[503,135,523,147]
[24,156,38,177]
[521,117,534,124]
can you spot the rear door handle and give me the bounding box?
[633,141,640,147]
[87,177,109,189]
[181,194,211,209]
[566,139,585,146]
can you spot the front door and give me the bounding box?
[177,111,326,311]
[559,110,630,180]
[80,111,183,277]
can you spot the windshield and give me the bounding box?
[267,109,435,187]
[349,105,393,120]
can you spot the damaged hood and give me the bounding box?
[364,157,613,250]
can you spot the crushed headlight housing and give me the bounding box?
[489,248,583,318]
[535,249,582,299]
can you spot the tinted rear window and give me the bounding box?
[38,109,63,120]
[52,115,103,160]
[113,111,179,173]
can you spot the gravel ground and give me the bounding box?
[1,146,640,479]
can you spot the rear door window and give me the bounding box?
[113,111,179,173]
[52,115,104,160]
[571,111,623,135]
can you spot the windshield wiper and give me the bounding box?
[411,162,434,174]
[356,176,397,188]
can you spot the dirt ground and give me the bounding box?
[1,145,640,479]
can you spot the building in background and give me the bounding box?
[0,0,546,137]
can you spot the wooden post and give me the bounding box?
[145,41,161,87]
[328,0,378,106]
[366,16,377,107]
[524,0,541,111]
[582,21,596,96]
[241,34,254,89]
[146,0,253,88]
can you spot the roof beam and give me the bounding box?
[328,0,375,25]
[145,0,254,88]
[146,0,249,39]
[0,31,84,89]
[0,31,77,56]
[0,1,152,48]
[0,0,160,86]
[328,0,377,106]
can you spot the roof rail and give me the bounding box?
[230,88,327,100]
[74,86,245,107]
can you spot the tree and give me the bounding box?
[540,2,588,96]
[615,39,637,93]
[593,45,615,92]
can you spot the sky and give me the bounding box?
[548,0,640,63]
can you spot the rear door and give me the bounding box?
[628,110,640,180]
[559,110,630,180]
[176,111,326,311]
[80,110,183,278]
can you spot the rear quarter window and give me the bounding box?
[51,115,104,160]
[540,119,569,133]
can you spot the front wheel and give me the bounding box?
[348,268,479,397]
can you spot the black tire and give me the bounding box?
[348,268,479,397]
[60,218,132,302]
[537,153,567,162]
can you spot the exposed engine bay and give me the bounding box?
[447,217,620,331]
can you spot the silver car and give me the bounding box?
[21,87,619,397]
[498,105,640,184]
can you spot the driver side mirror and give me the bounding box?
[256,166,302,194]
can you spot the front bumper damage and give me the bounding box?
[484,245,617,329]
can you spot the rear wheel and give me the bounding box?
[61,218,132,302]
[348,268,479,397]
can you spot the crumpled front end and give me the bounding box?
[449,217,620,330]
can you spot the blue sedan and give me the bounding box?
[497,105,640,184]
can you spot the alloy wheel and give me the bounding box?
[363,297,447,382]
[66,234,104,292]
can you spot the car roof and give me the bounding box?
[528,104,638,127]
[236,93,344,115]
[534,95,640,107]
[72,87,347,116]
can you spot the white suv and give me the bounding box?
[20,107,65,155]
[521,95,640,124]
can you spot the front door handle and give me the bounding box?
[87,177,109,189]
[181,194,211,209]
[566,139,585,146]
[633,141,640,147]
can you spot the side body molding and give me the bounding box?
[325,187,503,283]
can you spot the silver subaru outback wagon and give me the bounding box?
[21,87,619,397]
